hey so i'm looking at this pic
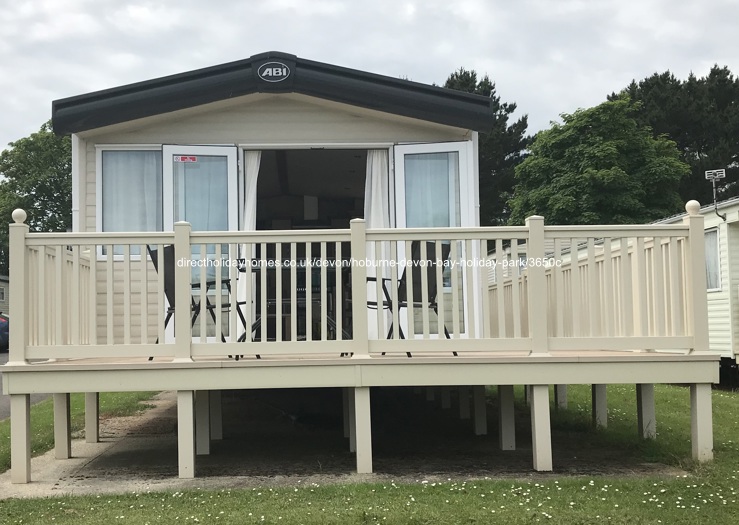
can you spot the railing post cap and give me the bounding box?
[525,215,545,223]
[174,221,191,227]
[11,209,27,224]
[350,218,366,224]
[686,200,701,216]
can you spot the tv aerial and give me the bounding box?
[705,169,726,221]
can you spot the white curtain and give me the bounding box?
[102,150,162,232]
[364,150,390,339]
[237,151,262,339]
[705,230,720,289]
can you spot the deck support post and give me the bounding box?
[342,388,351,439]
[348,388,356,452]
[636,384,656,439]
[498,385,516,450]
[458,386,470,419]
[691,383,714,462]
[530,384,553,471]
[177,390,196,478]
[592,384,608,428]
[85,392,99,443]
[426,387,436,402]
[441,387,451,409]
[53,393,72,459]
[195,390,210,455]
[354,387,373,474]
[210,390,223,441]
[554,385,568,410]
[473,385,487,435]
[10,394,31,484]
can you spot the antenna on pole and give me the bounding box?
[705,169,727,221]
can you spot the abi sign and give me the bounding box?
[258,61,291,83]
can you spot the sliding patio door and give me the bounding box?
[394,142,475,337]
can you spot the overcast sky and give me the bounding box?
[1,0,737,150]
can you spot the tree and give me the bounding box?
[610,66,739,205]
[0,121,72,273]
[444,68,529,225]
[508,99,688,225]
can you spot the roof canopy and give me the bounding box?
[52,51,497,134]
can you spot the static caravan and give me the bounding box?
[2,52,719,484]
[51,51,491,343]
[659,198,739,374]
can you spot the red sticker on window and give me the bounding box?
[174,156,198,163]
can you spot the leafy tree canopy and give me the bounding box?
[508,98,688,225]
[610,65,739,205]
[444,68,529,225]
[0,121,72,273]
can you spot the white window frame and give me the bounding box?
[392,141,478,338]
[705,228,721,292]
[162,145,239,232]
[95,144,163,260]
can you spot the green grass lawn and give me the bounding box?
[0,391,156,473]
[1,385,738,524]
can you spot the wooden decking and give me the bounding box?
[1,203,721,482]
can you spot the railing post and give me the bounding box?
[8,209,29,365]
[350,219,369,357]
[174,221,193,362]
[526,215,548,354]
[684,200,709,353]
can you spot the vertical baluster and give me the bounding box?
[54,246,63,345]
[89,245,97,345]
[635,238,648,336]
[139,244,148,344]
[122,245,131,345]
[494,239,505,338]
[37,246,46,346]
[390,241,400,340]
[71,245,80,346]
[106,245,114,344]
[198,244,207,343]
[374,241,384,339]
[480,239,491,339]
[669,237,682,336]
[290,242,297,342]
[405,240,415,338]
[510,239,521,337]
[436,240,446,338]
[276,242,283,342]
[320,241,327,341]
[553,239,564,337]
[155,244,165,345]
[620,238,633,337]
[242,243,253,344]
[260,243,267,343]
[586,239,598,336]
[229,243,237,343]
[305,242,313,341]
[603,238,613,337]
[335,242,343,340]
[214,243,223,343]
[570,238,582,338]
[420,241,430,338]
[465,239,476,338]
[653,237,665,337]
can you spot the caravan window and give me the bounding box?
[705,229,720,291]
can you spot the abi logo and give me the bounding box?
[257,61,291,83]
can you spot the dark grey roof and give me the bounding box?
[52,51,497,134]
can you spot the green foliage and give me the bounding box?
[0,121,72,274]
[509,99,688,224]
[610,66,739,205]
[444,68,529,225]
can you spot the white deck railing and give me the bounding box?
[7,202,710,363]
